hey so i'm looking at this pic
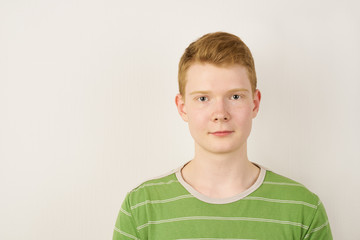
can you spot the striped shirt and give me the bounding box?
[113,162,332,239]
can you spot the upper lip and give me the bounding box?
[210,130,233,134]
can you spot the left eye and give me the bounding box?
[232,94,241,100]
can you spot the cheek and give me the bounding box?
[187,118,206,141]
[188,113,208,128]
[187,110,209,134]
[233,107,253,124]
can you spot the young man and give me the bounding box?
[113,32,332,239]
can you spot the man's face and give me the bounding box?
[175,63,261,155]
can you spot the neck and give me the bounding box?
[181,141,260,198]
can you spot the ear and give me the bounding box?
[252,89,261,119]
[175,93,189,122]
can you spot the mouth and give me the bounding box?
[209,131,234,136]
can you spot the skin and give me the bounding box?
[175,62,262,198]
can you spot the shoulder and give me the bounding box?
[260,168,321,207]
[125,166,185,206]
[251,166,332,238]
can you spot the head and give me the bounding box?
[175,32,261,155]
[178,31,257,102]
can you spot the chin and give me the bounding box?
[205,145,240,154]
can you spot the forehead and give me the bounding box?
[185,63,251,93]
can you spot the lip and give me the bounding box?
[210,131,234,136]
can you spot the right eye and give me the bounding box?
[197,96,208,102]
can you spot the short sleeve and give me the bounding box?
[303,200,333,240]
[113,192,141,240]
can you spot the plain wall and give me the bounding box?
[1,0,359,239]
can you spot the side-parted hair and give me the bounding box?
[178,32,257,100]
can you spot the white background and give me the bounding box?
[1,0,359,239]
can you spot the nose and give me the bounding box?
[211,99,230,122]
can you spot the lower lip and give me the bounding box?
[210,132,233,136]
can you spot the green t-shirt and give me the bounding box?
[113,162,332,239]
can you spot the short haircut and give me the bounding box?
[178,32,257,99]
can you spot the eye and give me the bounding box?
[231,94,241,100]
[197,96,208,102]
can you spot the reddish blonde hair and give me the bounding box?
[178,32,257,99]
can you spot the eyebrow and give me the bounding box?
[189,88,249,95]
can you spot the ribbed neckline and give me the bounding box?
[175,161,267,204]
